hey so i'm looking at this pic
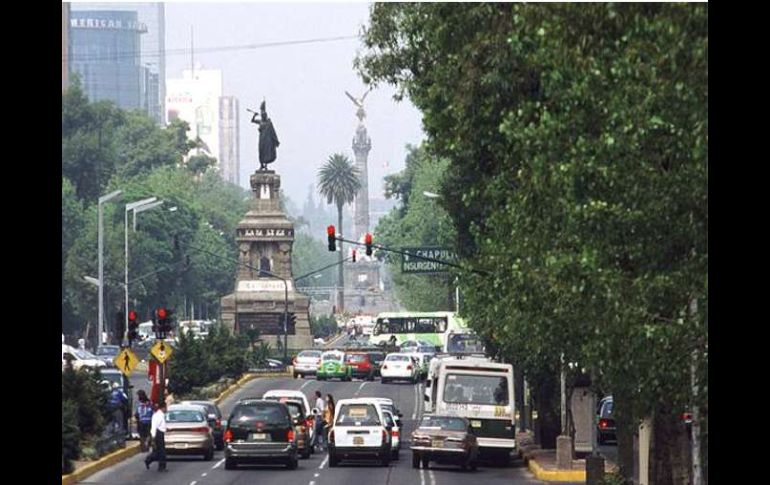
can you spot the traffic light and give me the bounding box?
[365,232,373,256]
[128,310,139,345]
[115,311,125,345]
[155,307,174,336]
[352,249,357,262]
[327,225,336,251]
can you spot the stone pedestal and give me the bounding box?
[220,170,312,351]
[556,435,573,470]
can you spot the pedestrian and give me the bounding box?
[134,390,153,452]
[109,382,128,435]
[144,402,168,471]
[323,394,335,449]
[314,390,325,450]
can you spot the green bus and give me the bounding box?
[369,311,483,352]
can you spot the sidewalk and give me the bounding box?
[517,431,618,482]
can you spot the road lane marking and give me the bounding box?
[300,380,313,390]
[314,472,320,477]
[318,455,329,469]
[413,383,419,419]
[429,469,436,485]
[212,458,225,469]
[201,472,207,476]
[190,482,197,485]
[310,481,316,485]
[420,467,426,485]
[354,381,368,396]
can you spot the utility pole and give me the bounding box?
[690,298,703,485]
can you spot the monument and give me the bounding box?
[220,100,313,350]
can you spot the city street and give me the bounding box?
[82,374,560,485]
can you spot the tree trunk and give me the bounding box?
[651,406,691,485]
[515,368,526,431]
[337,204,345,312]
[614,387,635,481]
[533,373,560,449]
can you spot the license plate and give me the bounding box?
[353,436,364,445]
[432,439,443,448]
[248,433,267,441]
[471,420,482,428]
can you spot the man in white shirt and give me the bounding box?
[144,402,167,471]
[313,390,325,450]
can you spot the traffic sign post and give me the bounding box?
[114,348,139,376]
[150,340,173,364]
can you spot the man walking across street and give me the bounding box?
[314,390,326,451]
[144,402,167,471]
[134,390,153,452]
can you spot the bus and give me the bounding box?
[426,356,516,457]
[369,311,468,350]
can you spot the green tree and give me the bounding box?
[358,4,707,481]
[317,153,361,311]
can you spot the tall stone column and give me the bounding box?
[352,124,371,240]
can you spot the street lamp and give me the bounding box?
[98,189,123,345]
[124,197,161,346]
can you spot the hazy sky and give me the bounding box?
[163,1,426,206]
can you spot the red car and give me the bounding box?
[345,352,375,381]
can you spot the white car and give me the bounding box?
[382,409,400,459]
[380,353,419,384]
[262,389,315,445]
[328,398,392,467]
[62,344,106,371]
[292,350,322,378]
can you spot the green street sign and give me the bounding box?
[401,247,458,273]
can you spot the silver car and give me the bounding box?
[165,404,215,460]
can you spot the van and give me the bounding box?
[62,344,106,371]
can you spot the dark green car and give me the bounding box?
[316,351,352,381]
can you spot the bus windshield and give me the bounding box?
[374,316,447,335]
[443,374,509,405]
[446,333,485,353]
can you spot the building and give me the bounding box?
[219,96,241,186]
[62,3,70,92]
[70,3,165,124]
[167,68,240,183]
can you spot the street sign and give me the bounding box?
[114,348,139,376]
[401,246,458,273]
[150,340,174,364]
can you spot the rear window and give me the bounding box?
[386,354,410,362]
[322,353,342,362]
[346,354,367,363]
[601,400,614,418]
[443,374,510,405]
[335,404,381,426]
[298,351,321,358]
[167,410,205,423]
[420,416,467,431]
[368,352,385,362]
[264,398,304,419]
[231,403,290,425]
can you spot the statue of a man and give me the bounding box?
[251,100,280,170]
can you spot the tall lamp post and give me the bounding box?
[98,190,123,345]
[124,197,162,346]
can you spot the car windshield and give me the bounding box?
[232,404,290,425]
[265,398,304,419]
[386,354,410,362]
[185,402,217,417]
[420,416,467,431]
[346,354,367,363]
[601,401,614,417]
[96,347,120,356]
[335,404,381,426]
[443,374,510,405]
[298,351,321,358]
[167,410,205,423]
[322,353,342,362]
[447,334,485,353]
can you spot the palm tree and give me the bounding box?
[317,153,361,312]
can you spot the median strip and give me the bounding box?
[61,442,141,485]
[528,458,587,482]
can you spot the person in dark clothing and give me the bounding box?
[144,402,167,471]
[134,390,153,452]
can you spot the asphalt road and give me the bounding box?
[83,372,554,485]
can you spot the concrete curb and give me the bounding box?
[61,442,141,485]
[528,458,586,482]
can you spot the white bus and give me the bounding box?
[370,311,468,350]
[425,356,516,455]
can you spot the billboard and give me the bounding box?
[166,68,222,164]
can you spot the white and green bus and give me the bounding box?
[370,311,483,352]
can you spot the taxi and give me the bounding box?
[316,350,352,381]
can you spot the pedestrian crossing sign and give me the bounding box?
[150,340,174,364]
[114,348,139,376]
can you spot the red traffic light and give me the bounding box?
[327,225,336,252]
[128,310,138,322]
[327,225,335,236]
[365,232,373,256]
[157,308,167,319]
[352,249,357,262]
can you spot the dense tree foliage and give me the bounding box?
[358,3,707,482]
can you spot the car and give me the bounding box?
[369,398,403,429]
[224,399,298,470]
[597,396,616,444]
[367,351,386,377]
[292,350,322,378]
[165,404,215,461]
[62,344,106,371]
[262,391,315,456]
[94,345,121,367]
[404,351,434,380]
[345,352,376,381]
[380,353,419,384]
[382,409,401,459]
[178,400,225,450]
[411,415,479,470]
[316,350,352,381]
[328,398,391,467]
[262,397,313,459]
[400,340,439,353]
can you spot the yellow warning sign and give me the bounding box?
[114,348,139,376]
[150,340,174,364]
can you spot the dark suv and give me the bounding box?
[346,352,376,381]
[224,400,299,470]
[367,351,386,377]
[597,396,616,444]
